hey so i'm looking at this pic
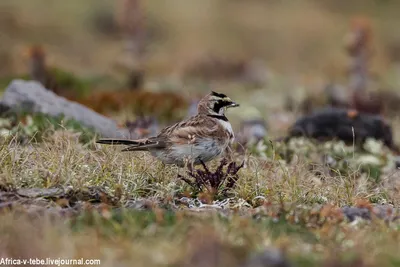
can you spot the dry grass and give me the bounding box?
[2,129,399,206]
[0,129,399,266]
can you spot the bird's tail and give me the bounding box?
[96,138,142,145]
[96,138,162,152]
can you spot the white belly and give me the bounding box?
[151,138,224,166]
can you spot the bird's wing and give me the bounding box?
[158,115,221,145]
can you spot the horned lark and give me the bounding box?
[97,91,240,167]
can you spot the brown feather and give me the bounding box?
[158,115,223,145]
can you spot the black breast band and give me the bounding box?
[207,114,228,121]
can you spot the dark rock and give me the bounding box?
[341,206,371,221]
[394,156,400,169]
[285,107,398,152]
[0,102,11,116]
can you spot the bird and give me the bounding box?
[96,91,240,167]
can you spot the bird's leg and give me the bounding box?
[223,145,234,163]
[188,161,194,173]
[182,156,195,173]
[176,162,185,180]
[178,157,190,180]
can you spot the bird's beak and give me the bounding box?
[226,101,239,109]
[222,96,240,109]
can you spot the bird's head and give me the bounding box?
[197,91,239,116]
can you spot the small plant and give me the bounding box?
[178,158,244,198]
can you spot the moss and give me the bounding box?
[0,111,96,145]
[48,67,91,97]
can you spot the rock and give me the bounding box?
[124,199,154,210]
[1,79,130,138]
[341,206,371,221]
[17,187,65,198]
[394,156,400,168]
[372,205,395,220]
[285,107,398,152]
[341,205,399,222]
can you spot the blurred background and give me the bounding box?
[1,0,400,139]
